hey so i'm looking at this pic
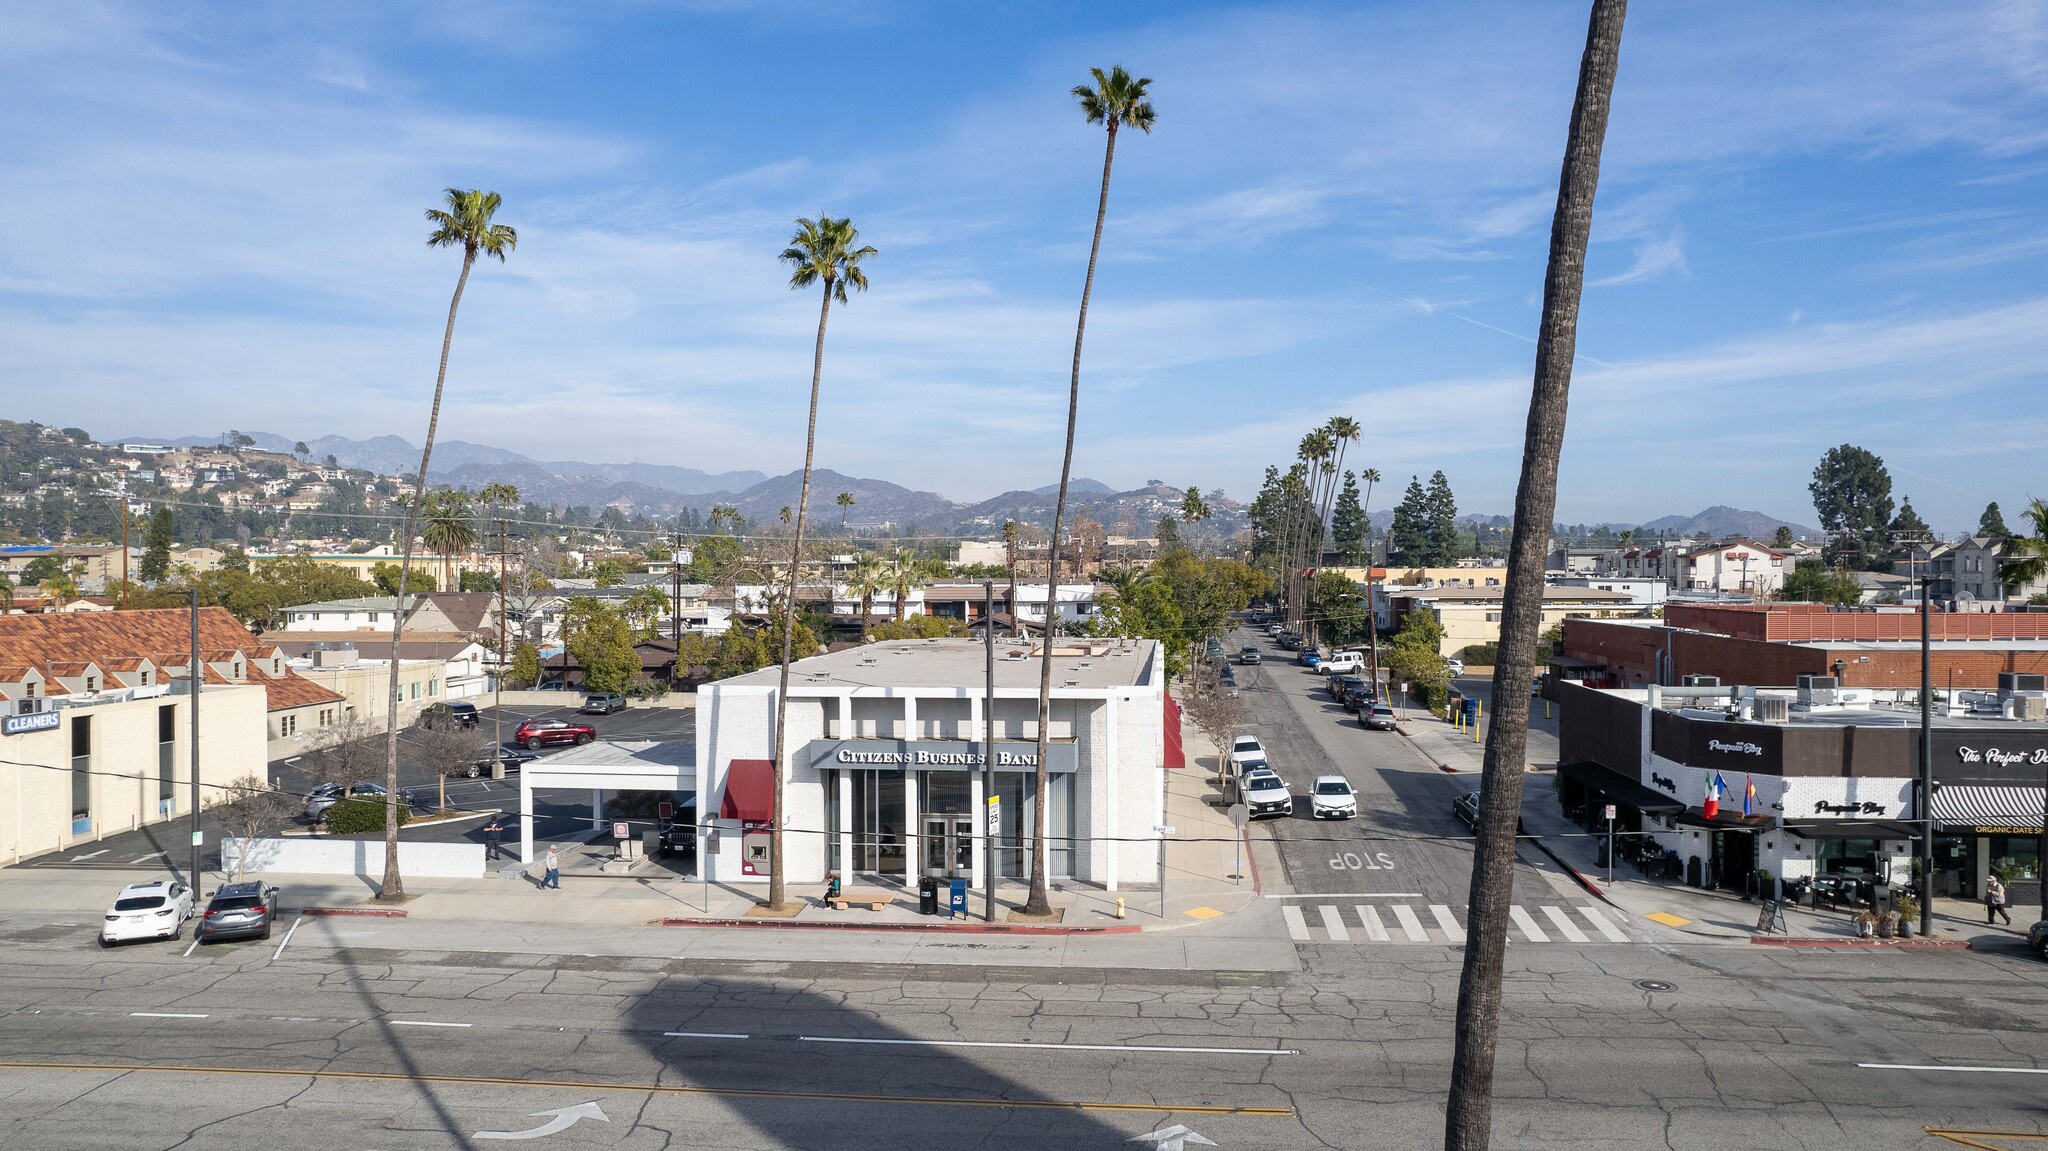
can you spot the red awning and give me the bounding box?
[1163,691,1186,770]
[720,759,776,821]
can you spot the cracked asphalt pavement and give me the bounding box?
[3,641,2046,1148]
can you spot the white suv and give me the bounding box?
[100,880,195,947]
[1245,772,1294,819]
[1229,735,1266,770]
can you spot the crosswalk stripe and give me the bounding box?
[1356,905,1390,942]
[1509,905,1549,942]
[1428,904,1466,943]
[1318,905,1350,942]
[1282,904,1311,941]
[1578,905,1631,943]
[1541,905,1590,943]
[1390,904,1430,942]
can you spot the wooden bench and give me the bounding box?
[824,895,890,912]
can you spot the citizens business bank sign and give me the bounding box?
[807,739,1077,774]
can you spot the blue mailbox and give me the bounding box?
[948,878,968,919]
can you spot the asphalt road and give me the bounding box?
[11,702,694,874]
[7,645,2048,1148]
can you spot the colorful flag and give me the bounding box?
[1702,773,1719,820]
[1743,774,1756,818]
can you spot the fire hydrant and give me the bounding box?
[1115,897,1126,919]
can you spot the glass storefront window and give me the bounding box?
[1813,838,1881,878]
[1989,836,2041,882]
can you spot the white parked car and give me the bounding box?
[100,879,195,947]
[1445,658,1465,677]
[1229,735,1267,770]
[1319,651,1363,676]
[1310,775,1358,820]
[1245,773,1295,819]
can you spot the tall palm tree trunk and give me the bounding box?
[1006,539,1019,639]
[1030,119,1119,918]
[767,284,832,912]
[379,250,474,901]
[1444,3,1625,1147]
[1361,474,1383,690]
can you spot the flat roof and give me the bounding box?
[711,637,1159,692]
[537,739,696,769]
[1586,684,2047,731]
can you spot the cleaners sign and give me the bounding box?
[2,711,61,736]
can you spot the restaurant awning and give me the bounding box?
[1931,785,2045,830]
[718,758,776,822]
[1163,691,1186,770]
[1555,760,1685,815]
[1667,808,1776,832]
[1781,819,1921,841]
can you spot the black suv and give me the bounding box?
[197,882,279,942]
[420,702,480,730]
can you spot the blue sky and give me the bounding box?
[2,2,2045,529]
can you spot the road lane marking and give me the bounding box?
[663,1031,751,1040]
[1578,905,1631,943]
[1860,1064,2048,1075]
[272,917,303,961]
[1428,905,1465,943]
[69,850,109,862]
[0,1061,1297,1116]
[1390,904,1430,942]
[798,1037,1300,1056]
[129,1012,208,1019]
[1355,905,1390,942]
[1541,906,1590,943]
[1317,905,1349,942]
[1267,892,1422,899]
[1281,905,1310,941]
[127,852,168,864]
[389,1020,472,1028]
[181,935,201,958]
[1509,906,1549,942]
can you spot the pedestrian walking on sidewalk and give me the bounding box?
[543,845,561,890]
[483,815,504,861]
[1985,875,2011,925]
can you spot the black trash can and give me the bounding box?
[918,876,939,916]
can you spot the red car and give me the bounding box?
[515,718,596,750]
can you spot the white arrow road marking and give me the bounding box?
[1129,1124,1218,1150]
[474,1101,609,1140]
[128,852,168,864]
[69,850,109,862]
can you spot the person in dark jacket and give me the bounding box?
[483,814,505,861]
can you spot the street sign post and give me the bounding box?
[1227,804,1249,884]
[1155,825,1176,918]
[1604,805,1616,885]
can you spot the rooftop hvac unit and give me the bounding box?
[2017,696,2047,722]
[1997,672,2047,696]
[1795,674,1839,706]
[1681,674,1720,687]
[1755,696,1790,723]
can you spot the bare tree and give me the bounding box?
[299,712,384,787]
[405,720,490,813]
[1179,683,1247,781]
[207,775,300,883]
[1445,5,1628,1150]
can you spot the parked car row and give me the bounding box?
[100,880,280,947]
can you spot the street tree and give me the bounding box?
[299,712,383,787]
[1979,501,2011,539]
[1332,472,1369,564]
[836,491,855,531]
[1778,559,1863,606]
[207,775,300,883]
[140,507,175,582]
[421,489,477,591]
[379,187,517,904]
[2000,498,2048,596]
[1809,444,1894,569]
[766,215,876,913]
[1772,525,1795,549]
[1425,470,1460,563]
[1446,3,1626,1148]
[1388,476,1430,566]
[1030,63,1155,920]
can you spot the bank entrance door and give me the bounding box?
[921,815,974,879]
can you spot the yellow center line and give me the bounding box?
[0,1060,1294,1117]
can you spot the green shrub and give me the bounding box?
[1456,643,1500,666]
[325,797,411,835]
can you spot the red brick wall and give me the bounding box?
[1666,603,2048,643]
[1562,617,2048,689]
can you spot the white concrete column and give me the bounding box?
[970,771,985,889]
[904,769,920,878]
[520,772,534,865]
[837,770,854,876]
[1105,695,1119,892]
[591,788,604,835]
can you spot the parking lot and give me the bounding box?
[12,698,695,872]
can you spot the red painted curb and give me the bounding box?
[299,907,409,918]
[652,917,1141,935]
[1749,936,1966,949]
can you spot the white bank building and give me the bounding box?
[693,637,1176,891]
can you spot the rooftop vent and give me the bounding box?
[1998,672,2046,697]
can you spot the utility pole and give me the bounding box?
[1918,551,1934,937]
[982,580,997,923]
[672,526,686,646]
[119,497,130,610]
[188,587,201,890]
[494,512,510,780]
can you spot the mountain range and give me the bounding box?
[124,430,1820,542]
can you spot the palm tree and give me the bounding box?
[886,549,942,623]
[420,489,477,591]
[710,505,741,534]
[1358,466,1384,691]
[765,215,876,913]
[845,552,889,642]
[1028,65,1155,919]
[1445,5,1626,1148]
[377,188,516,903]
[836,491,856,531]
[624,585,670,638]
[2000,497,2048,594]
[1180,486,1209,527]
[0,573,13,616]
[1002,521,1022,636]
[1306,418,1359,646]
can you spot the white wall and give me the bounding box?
[223,836,485,878]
